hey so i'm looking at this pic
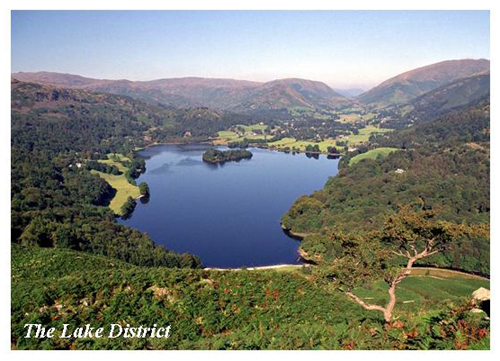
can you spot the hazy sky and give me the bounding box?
[11,11,490,89]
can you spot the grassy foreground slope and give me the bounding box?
[12,245,489,350]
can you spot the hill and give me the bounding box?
[237,78,348,112]
[407,72,490,123]
[12,72,349,112]
[358,59,490,107]
[11,79,202,268]
[12,244,490,350]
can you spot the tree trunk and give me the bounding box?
[383,256,418,323]
[384,284,397,323]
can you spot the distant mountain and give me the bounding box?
[358,59,490,107]
[236,78,348,112]
[333,88,366,98]
[12,72,349,112]
[407,72,490,123]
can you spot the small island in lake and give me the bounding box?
[202,148,253,164]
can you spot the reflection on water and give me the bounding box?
[176,157,202,167]
[148,162,173,175]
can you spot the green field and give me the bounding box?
[91,154,140,215]
[361,112,376,121]
[216,124,392,154]
[349,147,399,166]
[216,124,269,142]
[344,125,393,146]
[338,113,362,123]
[267,137,341,152]
[216,124,342,154]
[353,271,489,314]
[97,153,130,172]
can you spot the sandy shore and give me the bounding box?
[204,264,309,271]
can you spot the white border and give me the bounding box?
[2,1,497,360]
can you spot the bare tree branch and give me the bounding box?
[345,292,386,313]
[391,250,408,258]
[426,250,440,257]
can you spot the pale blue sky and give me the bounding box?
[11,11,490,89]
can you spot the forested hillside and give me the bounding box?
[282,102,490,274]
[406,72,490,124]
[11,80,201,268]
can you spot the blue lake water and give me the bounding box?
[118,144,339,268]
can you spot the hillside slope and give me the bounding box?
[282,102,490,274]
[358,59,490,107]
[407,72,490,123]
[12,245,489,350]
[11,79,202,269]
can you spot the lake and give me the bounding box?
[118,144,339,268]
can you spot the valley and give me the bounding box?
[11,57,490,350]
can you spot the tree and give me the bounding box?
[139,182,150,197]
[327,146,337,154]
[120,196,136,217]
[314,205,488,324]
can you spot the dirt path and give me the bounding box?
[410,267,489,280]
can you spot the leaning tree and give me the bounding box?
[313,205,488,323]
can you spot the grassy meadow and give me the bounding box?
[352,270,489,315]
[216,124,269,142]
[91,154,140,215]
[267,137,341,152]
[349,147,399,166]
[345,125,393,145]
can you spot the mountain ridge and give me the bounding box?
[13,58,490,112]
[12,71,348,112]
[357,59,490,107]
[407,71,490,123]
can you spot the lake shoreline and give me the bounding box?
[280,224,310,240]
[203,264,309,271]
[202,264,489,280]
[138,138,344,157]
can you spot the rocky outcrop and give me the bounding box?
[471,287,490,317]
